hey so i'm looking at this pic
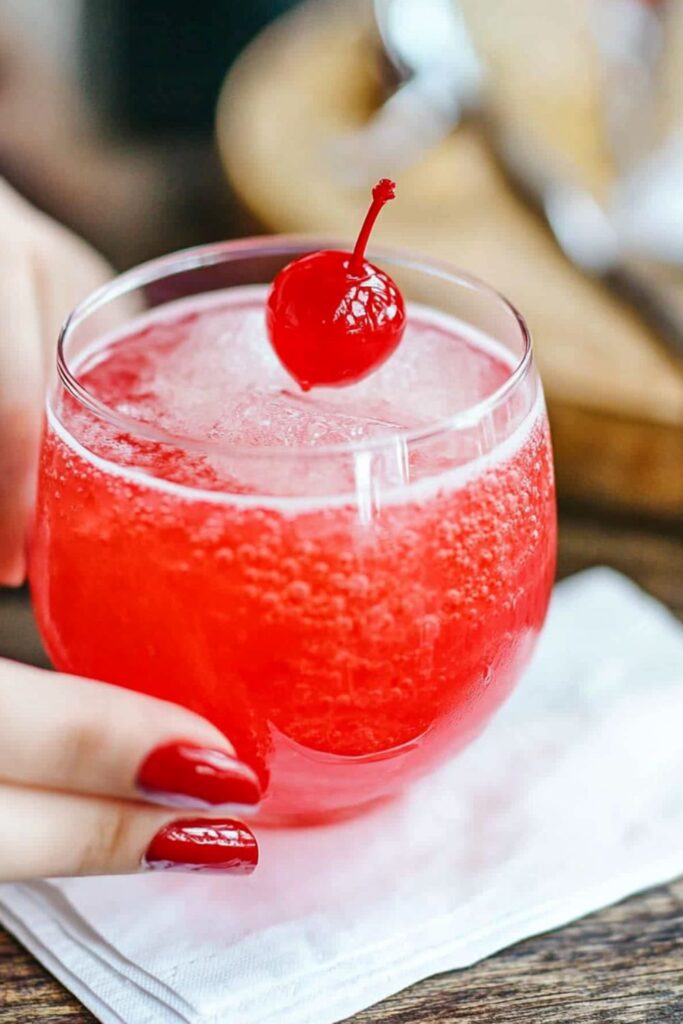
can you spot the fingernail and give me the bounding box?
[142,818,258,875]
[136,742,261,809]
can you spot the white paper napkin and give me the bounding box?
[2,567,683,1024]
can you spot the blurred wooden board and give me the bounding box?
[217,0,683,517]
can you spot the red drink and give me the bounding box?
[30,243,556,823]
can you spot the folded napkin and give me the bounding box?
[2,568,683,1024]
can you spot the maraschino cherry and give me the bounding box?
[266,179,406,390]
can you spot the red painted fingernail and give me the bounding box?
[136,743,261,808]
[142,818,258,875]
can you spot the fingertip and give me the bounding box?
[0,548,26,588]
[141,817,259,875]
[136,742,262,810]
[0,411,39,591]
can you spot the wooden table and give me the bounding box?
[1,508,682,1023]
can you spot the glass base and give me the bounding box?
[252,792,398,828]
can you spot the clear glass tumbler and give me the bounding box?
[29,239,557,824]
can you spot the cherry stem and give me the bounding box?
[349,179,396,274]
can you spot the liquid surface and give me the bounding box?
[32,288,556,822]
[76,287,512,451]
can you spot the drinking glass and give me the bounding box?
[29,239,557,824]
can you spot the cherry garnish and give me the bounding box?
[266,179,406,390]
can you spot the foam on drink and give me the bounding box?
[57,286,537,504]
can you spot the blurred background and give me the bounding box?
[0,0,681,523]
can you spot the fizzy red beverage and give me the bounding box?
[31,286,555,822]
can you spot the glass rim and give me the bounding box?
[56,235,534,460]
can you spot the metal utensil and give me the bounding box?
[332,0,483,185]
[590,0,666,170]
[374,0,481,111]
[592,0,683,267]
[493,121,683,361]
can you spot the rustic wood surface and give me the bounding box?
[0,510,682,1022]
[217,0,683,516]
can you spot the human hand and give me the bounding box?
[0,178,111,585]
[0,657,260,881]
